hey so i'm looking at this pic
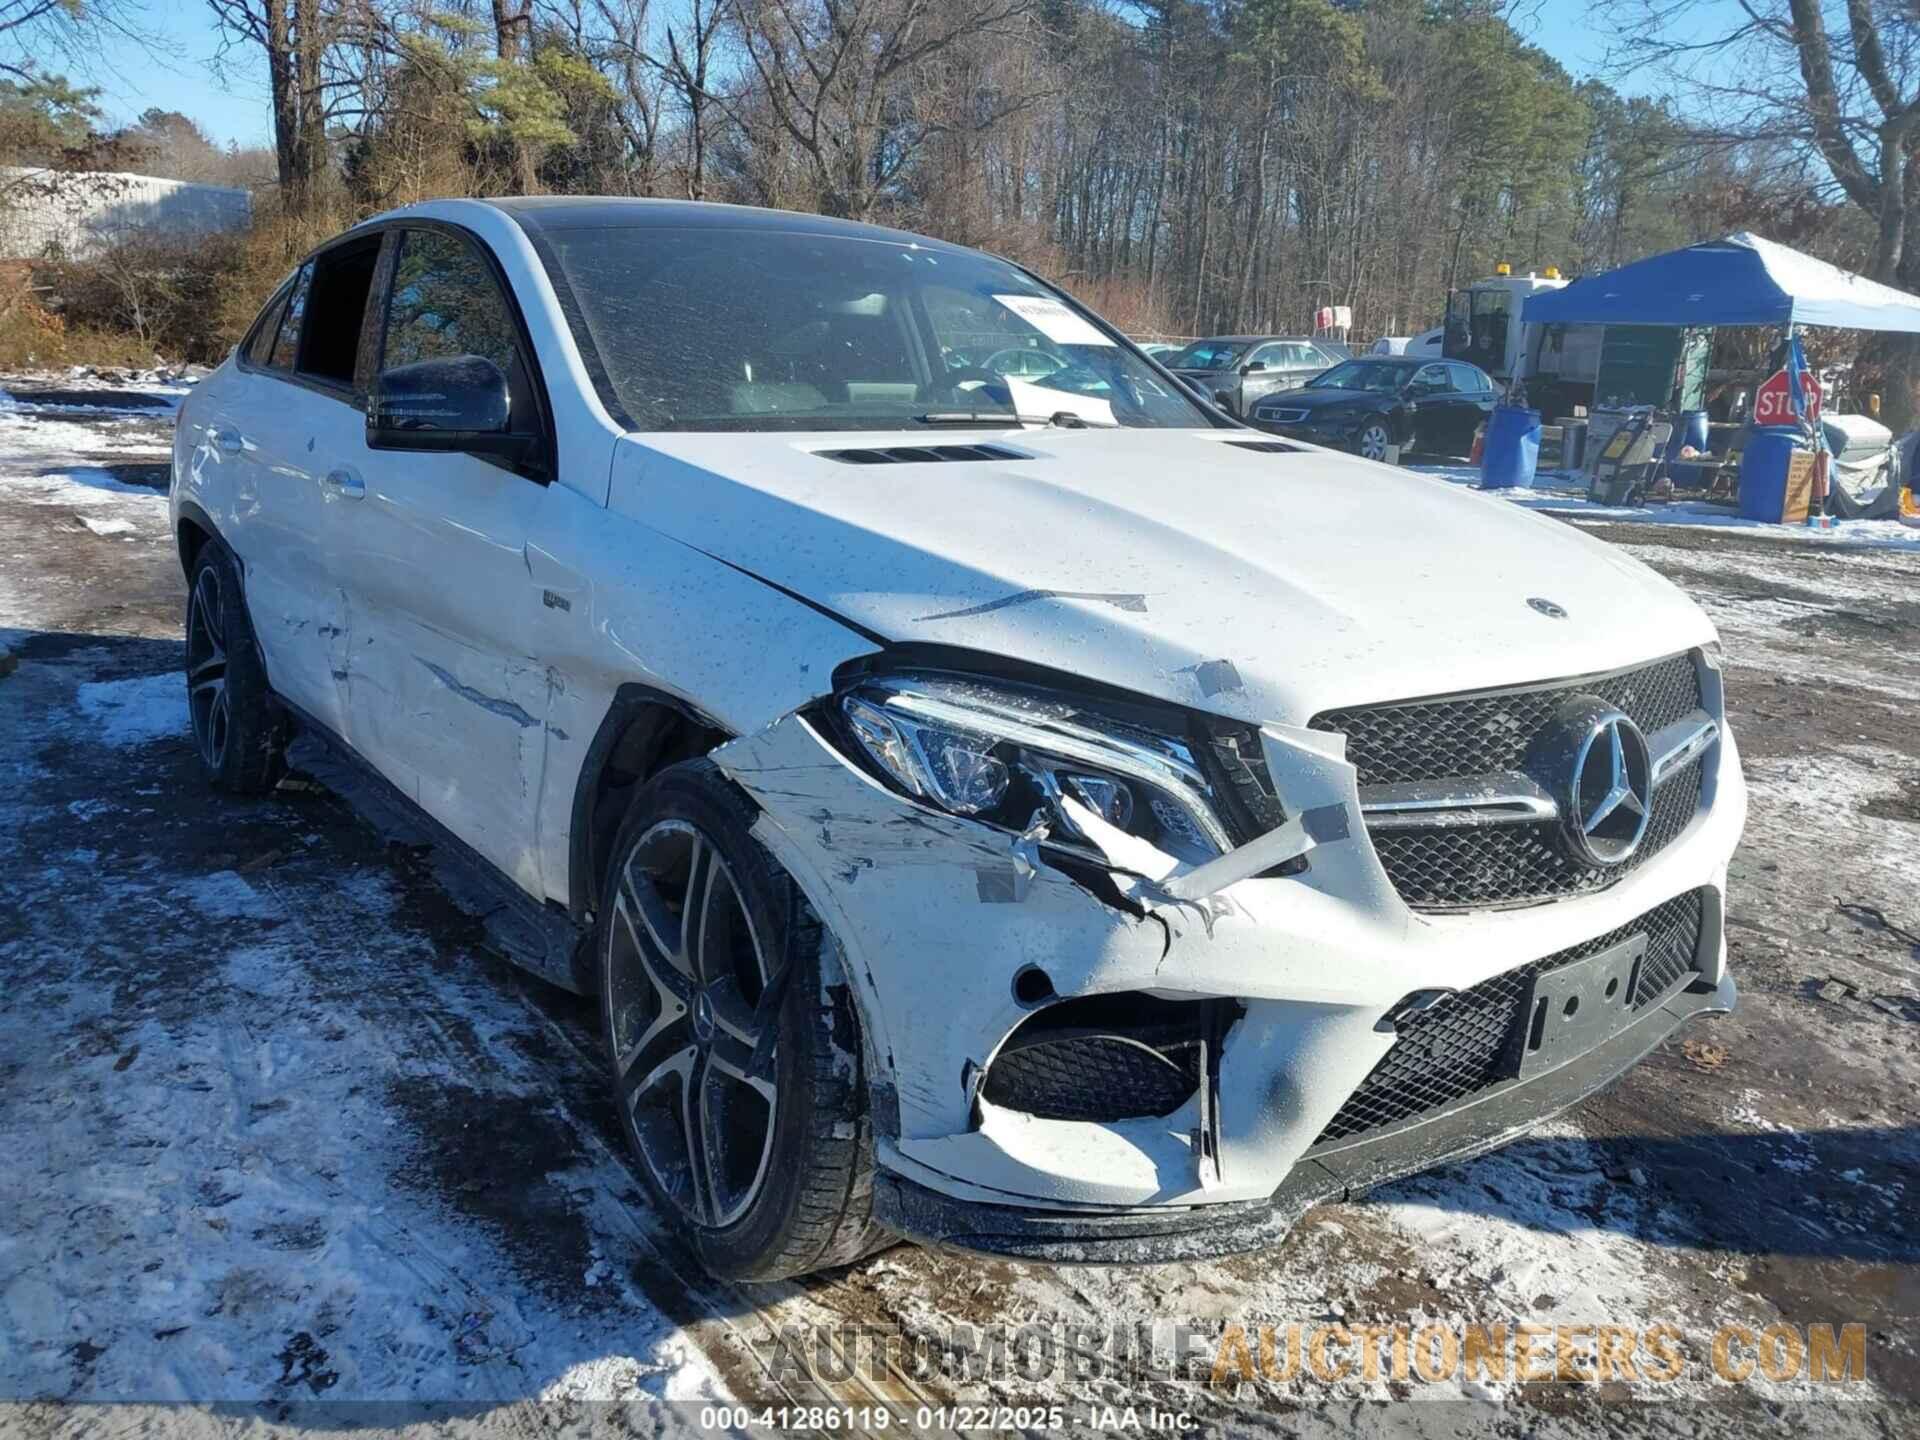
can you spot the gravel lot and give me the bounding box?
[1,377,1914,1435]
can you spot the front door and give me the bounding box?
[330,224,559,896]
[1404,363,1456,452]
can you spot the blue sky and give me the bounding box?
[82,0,1719,151]
[89,0,273,148]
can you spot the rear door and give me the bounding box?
[331,224,559,893]
[217,245,382,739]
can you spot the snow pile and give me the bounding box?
[1410,463,1920,550]
[73,672,188,746]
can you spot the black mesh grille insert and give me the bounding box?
[1368,765,1702,910]
[1313,888,1705,1146]
[1312,653,1702,786]
[1311,653,1707,910]
[981,1033,1199,1121]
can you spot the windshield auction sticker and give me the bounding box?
[992,293,1115,345]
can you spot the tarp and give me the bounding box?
[1521,232,1920,332]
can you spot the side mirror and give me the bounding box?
[1242,360,1266,374]
[367,354,535,461]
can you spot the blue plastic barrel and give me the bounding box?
[1667,409,1710,459]
[1480,405,1541,489]
[1738,426,1806,521]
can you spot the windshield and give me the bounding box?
[1311,360,1412,393]
[528,226,1211,432]
[1167,339,1246,371]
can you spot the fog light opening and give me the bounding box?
[977,993,1240,1124]
[1012,965,1055,1007]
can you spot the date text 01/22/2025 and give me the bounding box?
[697,1405,1199,1431]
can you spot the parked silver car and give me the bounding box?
[1167,335,1342,415]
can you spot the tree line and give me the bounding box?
[0,1,1911,371]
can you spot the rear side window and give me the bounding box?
[268,264,312,370]
[245,282,292,366]
[1450,363,1490,393]
[298,237,381,386]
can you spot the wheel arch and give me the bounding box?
[175,500,221,577]
[569,684,736,923]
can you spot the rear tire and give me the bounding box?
[598,758,888,1280]
[184,538,286,794]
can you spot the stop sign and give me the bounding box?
[1753,366,1822,426]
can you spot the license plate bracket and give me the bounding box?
[1515,933,1649,1080]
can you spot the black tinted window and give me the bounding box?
[246,283,291,366]
[268,264,312,370]
[383,229,521,377]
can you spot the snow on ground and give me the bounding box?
[1410,462,1920,550]
[0,655,730,1417]
[75,672,190,746]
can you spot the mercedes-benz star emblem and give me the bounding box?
[1528,697,1654,867]
[1527,597,1568,619]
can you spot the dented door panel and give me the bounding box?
[197,367,354,737]
[331,451,556,893]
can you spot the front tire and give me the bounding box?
[598,759,886,1280]
[184,538,286,794]
[1356,421,1392,462]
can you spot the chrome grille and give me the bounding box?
[1311,653,1707,910]
[1313,888,1705,1145]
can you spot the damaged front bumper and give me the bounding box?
[711,705,1744,1261]
[874,970,1735,1263]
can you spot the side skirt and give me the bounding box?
[281,704,594,994]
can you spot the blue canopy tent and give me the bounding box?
[1520,231,1920,332]
[1480,232,1920,511]
[1517,235,1920,437]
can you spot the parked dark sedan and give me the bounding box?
[1245,357,1497,460]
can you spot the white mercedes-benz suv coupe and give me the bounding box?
[171,198,1744,1279]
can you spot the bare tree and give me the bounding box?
[1607,1,1920,420]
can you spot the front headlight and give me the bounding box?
[835,674,1234,865]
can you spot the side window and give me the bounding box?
[268,263,313,370]
[1449,363,1483,393]
[382,228,534,431]
[384,230,518,374]
[245,283,291,367]
[297,237,381,387]
[1248,344,1283,369]
[1412,363,1448,391]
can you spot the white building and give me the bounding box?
[0,167,252,260]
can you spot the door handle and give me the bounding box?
[214,428,243,455]
[322,467,367,500]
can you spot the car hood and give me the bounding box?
[609,429,1713,726]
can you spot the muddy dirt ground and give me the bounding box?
[1,380,1914,1435]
